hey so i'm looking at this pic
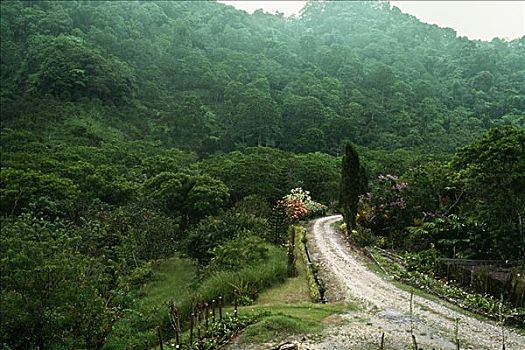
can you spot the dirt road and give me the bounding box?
[305,215,525,350]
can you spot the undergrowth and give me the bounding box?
[105,245,288,349]
[198,245,287,304]
[232,228,355,345]
[369,247,525,327]
[164,313,258,349]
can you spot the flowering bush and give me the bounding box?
[278,188,326,221]
[357,174,410,235]
[277,198,308,221]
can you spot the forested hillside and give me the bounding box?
[2,0,524,154]
[1,1,524,349]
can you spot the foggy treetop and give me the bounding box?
[1,0,524,154]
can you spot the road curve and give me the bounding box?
[306,215,525,350]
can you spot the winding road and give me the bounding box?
[306,215,525,350]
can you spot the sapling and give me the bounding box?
[409,289,418,350]
[499,294,506,350]
[410,289,414,335]
[454,317,460,350]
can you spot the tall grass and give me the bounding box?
[105,246,287,348]
[198,246,287,303]
[105,256,197,349]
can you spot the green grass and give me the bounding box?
[106,247,290,348]
[136,256,198,311]
[237,302,351,344]
[256,248,311,305]
[108,233,357,348]
[105,256,198,349]
[231,233,356,344]
[198,245,288,303]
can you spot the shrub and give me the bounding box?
[88,204,180,261]
[184,210,270,264]
[0,215,129,349]
[352,227,376,247]
[356,174,410,241]
[0,167,79,217]
[232,195,273,218]
[279,188,327,221]
[403,249,437,274]
[405,214,487,258]
[207,236,270,272]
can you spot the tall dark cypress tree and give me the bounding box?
[340,142,361,233]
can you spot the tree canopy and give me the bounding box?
[1,0,524,154]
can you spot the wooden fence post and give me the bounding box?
[197,308,202,340]
[412,334,418,350]
[219,296,223,320]
[175,310,181,346]
[168,301,181,346]
[157,327,164,350]
[190,312,194,345]
[454,318,460,350]
[205,302,209,335]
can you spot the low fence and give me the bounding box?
[153,296,246,350]
[435,259,524,307]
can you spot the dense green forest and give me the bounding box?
[2,1,524,153]
[1,1,524,348]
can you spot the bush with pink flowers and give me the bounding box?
[278,188,327,222]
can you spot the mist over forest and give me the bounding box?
[2,1,524,153]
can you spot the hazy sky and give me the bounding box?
[218,1,525,41]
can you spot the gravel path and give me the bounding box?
[304,215,525,350]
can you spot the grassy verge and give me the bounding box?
[238,303,348,344]
[256,245,311,305]
[136,256,198,310]
[108,227,357,349]
[296,225,323,301]
[231,229,356,345]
